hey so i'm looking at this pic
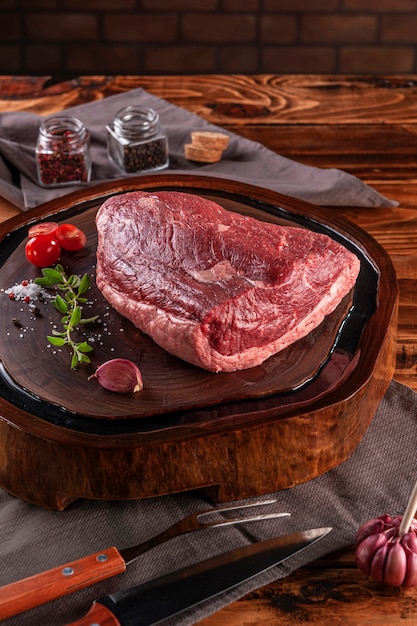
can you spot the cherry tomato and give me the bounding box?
[55,223,87,251]
[28,221,59,239]
[25,235,61,268]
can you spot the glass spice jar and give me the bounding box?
[106,106,169,174]
[36,116,91,187]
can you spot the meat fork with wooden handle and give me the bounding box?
[0,499,289,621]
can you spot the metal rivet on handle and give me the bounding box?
[61,566,74,576]
[96,553,108,562]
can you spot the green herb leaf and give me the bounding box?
[80,315,99,325]
[70,305,82,327]
[78,273,90,295]
[34,276,55,287]
[50,329,66,337]
[77,341,93,353]
[42,267,64,283]
[54,294,68,314]
[68,274,79,287]
[47,336,67,346]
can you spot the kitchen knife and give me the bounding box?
[66,527,332,626]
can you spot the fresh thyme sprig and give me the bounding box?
[35,264,98,369]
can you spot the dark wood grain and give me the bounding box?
[0,74,416,625]
[200,558,417,625]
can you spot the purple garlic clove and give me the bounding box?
[355,531,389,575]
[89,358,143,393]
[369,542,390,583]
[355,514,393,546]
[385,541,408,587]
[402,533,417,587]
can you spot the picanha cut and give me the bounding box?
[95,191,360,372]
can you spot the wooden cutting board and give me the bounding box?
[0,175,398,509]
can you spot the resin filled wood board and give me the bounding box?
[0,175,398,509]
[0,179,359,421]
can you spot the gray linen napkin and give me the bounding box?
[0,88,397,211]
[1,379,416,625]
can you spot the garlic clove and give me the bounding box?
[369,543,389,583]
[403,532,417,552]
[403,535,417,587]
[89,358,143,394]
[355,515,392,546]
[355,532,388,575]
[384,542,407,587]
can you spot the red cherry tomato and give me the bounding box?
[55,223,87,251]
[28,221,59,239]
[25,235,61,268]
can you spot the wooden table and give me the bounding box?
[1,74,416,625]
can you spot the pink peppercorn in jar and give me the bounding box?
[106,106,169,174]
[36,116,91,187]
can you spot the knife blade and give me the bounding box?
[67,527,332,626]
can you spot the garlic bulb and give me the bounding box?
[89,358,143,393]
[355,479,417,587]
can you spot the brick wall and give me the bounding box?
[2,0,417,77]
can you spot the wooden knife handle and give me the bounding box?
[0,546,126,621]
[66,602,122,626]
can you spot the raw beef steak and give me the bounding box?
[95,191,360,372]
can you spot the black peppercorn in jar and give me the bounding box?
[36,116,91,187]
[106,106,169,174]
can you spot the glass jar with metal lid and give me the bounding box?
[36,115,91,187]
[106,106,169,174]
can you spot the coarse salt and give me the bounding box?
[4,280,50,302]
